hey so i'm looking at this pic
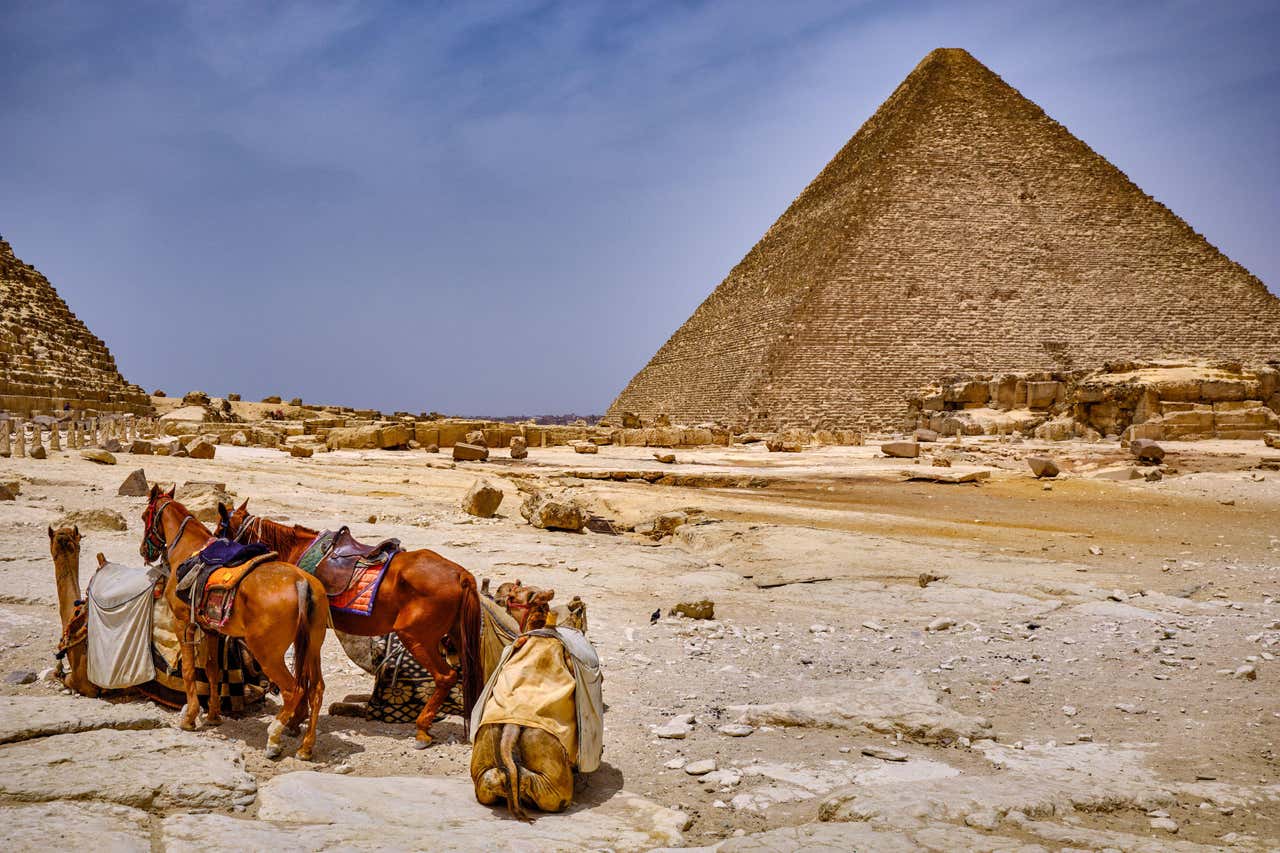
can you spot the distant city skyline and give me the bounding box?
[2,1,1277,414]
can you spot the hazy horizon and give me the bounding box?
[3,1,1277,415]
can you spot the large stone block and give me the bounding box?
[1025,381,1060,409]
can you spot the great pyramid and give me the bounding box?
[608,48,1280,431]
[0,236,151,416]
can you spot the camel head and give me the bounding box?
[48,525,81,562]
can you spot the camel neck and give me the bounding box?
[53,556,82,628]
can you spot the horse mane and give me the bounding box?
[252,515,319,553]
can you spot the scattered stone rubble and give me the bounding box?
[907,360,1280,442]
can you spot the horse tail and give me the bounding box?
[457,571,484,731]
[292,578,316,697]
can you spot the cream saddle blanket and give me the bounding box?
[85,562,164,689]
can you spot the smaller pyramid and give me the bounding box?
[0,236,151,416]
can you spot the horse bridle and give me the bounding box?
[232,513,263,544]
[142,497,202,567]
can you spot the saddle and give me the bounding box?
[300,526,400,597]
[175,540,276,632]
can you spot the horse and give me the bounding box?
[217,499,483,748]
[141,486,328,760]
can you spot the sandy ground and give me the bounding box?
[1,436,1277,849]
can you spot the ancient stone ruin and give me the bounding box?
[0,237,151,417]
[608,48,1280,432]
[906,360,1280,442]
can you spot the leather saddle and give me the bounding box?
[312,526,400,597]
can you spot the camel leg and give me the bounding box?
[203,634,223,726]
[178,623,202,731]
[397,630,460,749]
[253,649,301,760]
[517,727,575,813]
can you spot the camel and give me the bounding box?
[470,599,602,821]
[48,525,98,697]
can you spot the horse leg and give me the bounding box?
[397,629,460,749]
[203,634,223,726]
[253,650,301,760]
[177,622,202,731]
[296,614,326,761]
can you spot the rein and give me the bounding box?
[144,498,211,570]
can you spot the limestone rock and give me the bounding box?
[118,469,150,497]
[187,439,216,460]
[653,452,676,464]
[520,491,585,532]
[0,801,152,852]
[1027,457,1059,478]
[162,772,686,853]
[729,668,989,744]
[103,438,123,453]
[452,442,489,462]
[462,480,503,518]
[29,443,47,459]
[0,483,15,501]
[0,727,255,809]
[1130,438,1165,463]
[289,444,314,458]
[571,440,599,454]
[880,441,919,459]
[229,431,249,447]
[57,508,128,532]
[509,436,528,459]
[129,439,152,455]
[465,430,488,448]
[1091,466,1142,481]
[175,482,233,523]
[914,428,940,442]
[671,599,714,620]
[0,695,166,744]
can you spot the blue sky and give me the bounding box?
[2,1,1277,414]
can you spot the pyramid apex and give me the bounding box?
[916,47,986,71]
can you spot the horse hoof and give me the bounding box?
[265,745,283,760]
[413,737,432,750]
[295,748,313,762]
[204,717,223,728]
[178,719,197,732]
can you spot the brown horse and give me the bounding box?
[141,487,328,760]
[218,500,483,748]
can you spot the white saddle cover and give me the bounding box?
[85,562,164,689]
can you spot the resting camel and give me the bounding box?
[471,594,602,821]
[142,487,328,759]
[48,525,98,697]
[217,499,483,747]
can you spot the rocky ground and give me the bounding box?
[0,436,1277,851]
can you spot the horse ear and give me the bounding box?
[71,526,80,541]
[165,485,176,498]
[217,502,230,520]
[47,526,55,541]
[237,499,249,513]
[148,484,159,500]
[96,553,107,568]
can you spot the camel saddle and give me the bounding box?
[298,526,401,597]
